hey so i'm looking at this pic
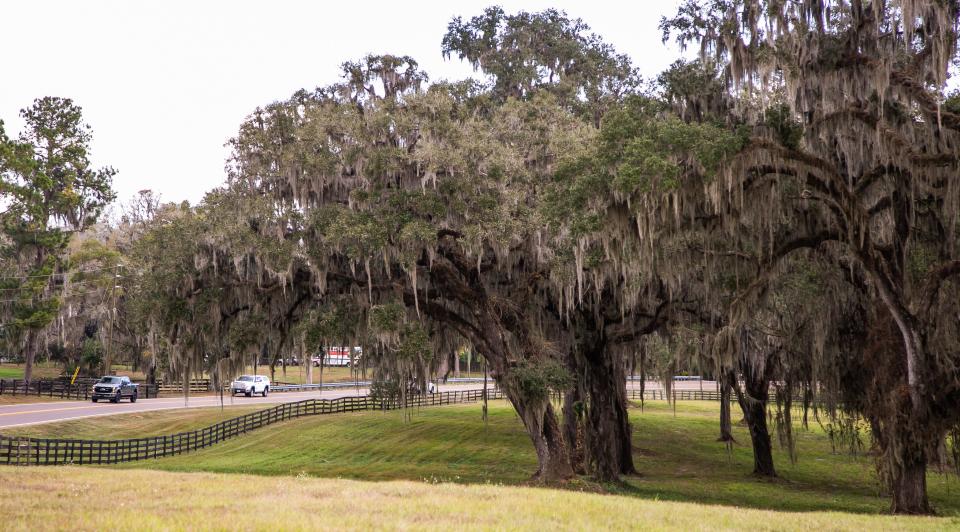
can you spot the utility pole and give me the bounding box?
[104,264,122,375]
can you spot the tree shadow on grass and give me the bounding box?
[623,403,960,517]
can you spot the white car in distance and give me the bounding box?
[230,375,270,397]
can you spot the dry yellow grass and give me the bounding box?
[0,467,954,531]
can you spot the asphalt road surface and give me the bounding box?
[0,386,386,430]
[0,379,718,430]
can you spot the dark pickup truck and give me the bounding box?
[91,376,139,403]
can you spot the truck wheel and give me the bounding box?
[111,393,120,403]
[130,392,138,403]
[262,387,268,397]
[92,397,98,403]
[245,390,252,397]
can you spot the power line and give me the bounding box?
[0,264,121,281]
[0,275,123,292]
[0,284,120,304]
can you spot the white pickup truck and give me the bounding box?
[230,375,270,397]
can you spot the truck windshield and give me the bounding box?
[237,376,254,382]
[98,377,120,384]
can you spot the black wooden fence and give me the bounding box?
[629,389,723,401]
[0,379,159,400]
[154,379,213,394]
[627,389,806,402]
[0,388,503,466]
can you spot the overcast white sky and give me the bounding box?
[1,1,684,206]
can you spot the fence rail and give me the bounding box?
[0,388,503,466]
[0,379,158,400]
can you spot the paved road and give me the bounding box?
[0,379,718,430]
[0,386,387,430]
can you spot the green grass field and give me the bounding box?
[123,401,960,515]
[9,398,958,518]
[0,363,64,380]
[3,399,958,529]
[116,401,533,484]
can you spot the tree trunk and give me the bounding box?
[639,349,646,406]
[561,346,584,474]
[743,402,776,477]
[23,330,38,384]
[306,350,313,385]
[438,354,450,381]
[506,389,574,482]
[735,364,776,477]
[319,351,325,388]
[581,357,636,480]
[856,307,936,514]
[562,386,585,474]
[473,320,574,482]
[718,368,735,442]
[575,314,636,482]
[417,256,574,482]
[454,352,460,378]
[890,454,931,514]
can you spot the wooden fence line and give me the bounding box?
[629,389,722,401]
[0,388,755,467]
[0,389,503,466]
[625,389,806,402]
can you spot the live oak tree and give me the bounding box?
[130,50,594,480]
[135,9,645,483]
[542,83,757,477]
[445,7,647,481]
[543,61,865,480]
[662,0,960,513]
[0,97,115,382]
[245,57,588,481]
